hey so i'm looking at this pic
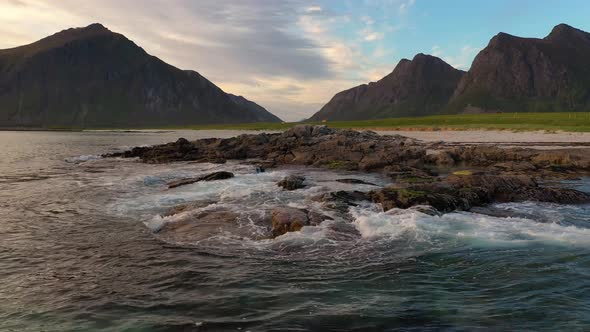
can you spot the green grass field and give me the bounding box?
[163,112,590,132]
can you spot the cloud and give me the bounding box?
[361,15,375,25]
[398,0,415,14]
[306,5,322,13]
[359,14,385,42]
[363,31,384,41]
[0,0,401,121]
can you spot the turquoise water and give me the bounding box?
[1,131,590,331]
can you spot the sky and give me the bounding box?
[1,0,590,121]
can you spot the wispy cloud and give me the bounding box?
[398,0,415,14]
[0,0,403,121]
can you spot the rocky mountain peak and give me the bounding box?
[449,23,590,113]
[309,54,464,121]
[0,24,281,127]
[545,23,590,45]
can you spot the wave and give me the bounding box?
[65,154,102,163]
[104,161,590,250]
[351,204,590,248]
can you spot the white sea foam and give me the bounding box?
[350,204,590,247]
[65,154,102,163]
[107,160,590,249]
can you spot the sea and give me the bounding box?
[1,130,590,331]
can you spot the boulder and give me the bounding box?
[277,175,306,190]
[270,208,310,237]
[270,207,333,237]
[155,209,269,243]
[167,171,234,189]
[313,190,371,213]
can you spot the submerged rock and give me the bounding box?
[277,175,305,190]
[167,171,234,189]
[271,208,309,237]
[270,207,333,237]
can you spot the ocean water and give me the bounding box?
[1,130,590,331]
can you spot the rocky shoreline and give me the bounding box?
[106,126,590,238]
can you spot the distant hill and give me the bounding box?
[311,24,590,121]
[449,23,590,113]
[309,54,464,121]
[0,23,281,128]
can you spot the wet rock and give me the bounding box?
[371,174,590,213]
[311,125,334,136]
[156,210,257,243]
[371,187,467,213]
[277,175,305,190]
[167,171,234,189]
[335,178,377,186]
[308,211,334,226]
[161,200,216,217]
[427,150,456,166]
[270,207,333,237]
[313,190,371,213]
[492,161,536,172]
[270,207,309,237]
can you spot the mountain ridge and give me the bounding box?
[311,23,590,121]
[309,53,465,121]
[0,23,281,128]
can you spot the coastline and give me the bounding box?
[2,112,589,133]
[106,124,590,236]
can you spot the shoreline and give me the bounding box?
[101,124,590,239]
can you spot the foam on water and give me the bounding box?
[65,154,102,163]
[350,204,590,248]
[102,159,590,251]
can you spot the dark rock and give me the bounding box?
[270,208,309,237]
[270,207,333,237]
[277,175,305,190]
[371,174,590,213]
[313,190,371,213]
[335,178,377,186]
[167,171,234,189]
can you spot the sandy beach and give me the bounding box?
[377,130,590,148]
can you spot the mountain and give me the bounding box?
[449,23,590,113]
[0,23,281,128]
[309,54,465,121]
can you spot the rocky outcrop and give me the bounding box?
[310,24,590,120]
[107,125,422,170]
[0,23,281,128]
[167,171,234,189]
[310,54,465,121]
[110,125,590,222]
[108,125,590,175]
[277,175,305,190]
[371,174,590,213]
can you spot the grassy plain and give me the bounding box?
[163,112,590,132]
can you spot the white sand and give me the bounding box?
[377,130,590,145]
